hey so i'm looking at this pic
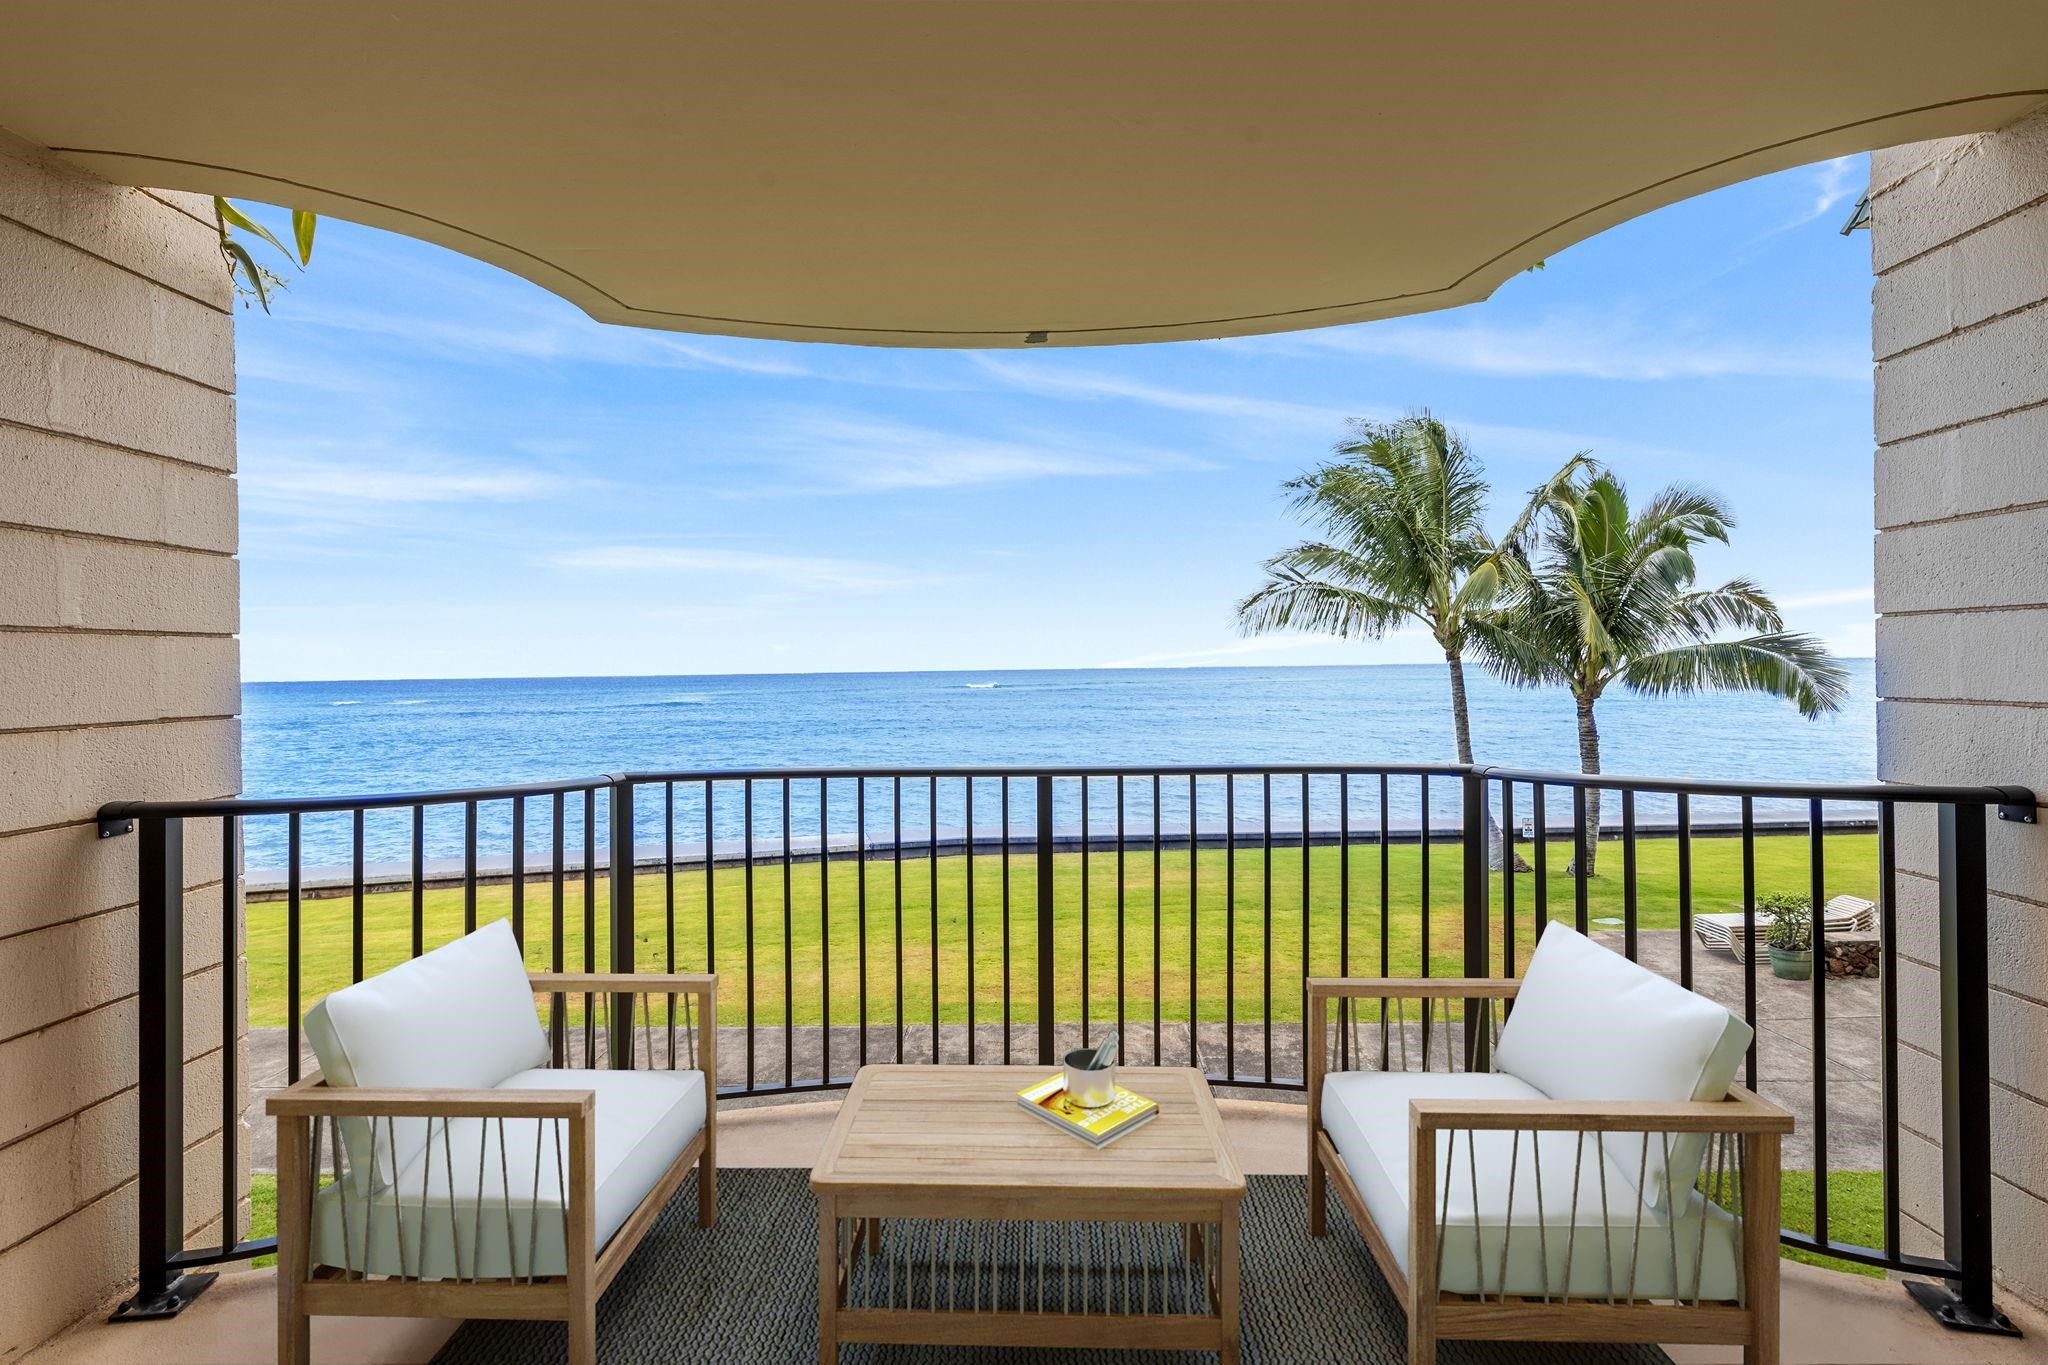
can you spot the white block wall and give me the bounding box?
[0,130,242,1352]
[1871,104,2048,1308]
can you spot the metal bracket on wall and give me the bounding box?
[1996,803,2037,824]
[97,816,134,838]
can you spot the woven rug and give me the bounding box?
[435,1169,1670,1364]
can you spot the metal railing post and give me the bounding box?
[607,778,636,1069]
[1036,775,1056,1066]
[114,815,218,1319]
[1907,801,2016,1332]
[1461,771,1491,1071]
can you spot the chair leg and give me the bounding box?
[1308,1146,1327,1236]
[568,1301,598,1365]
[1407,1139,1439,1365]
[279,1303,310,1365]
[697,1149,718,1227]
[276,1115,312,1365]
[1407,1316,1436,1365]
[1743,1131,1781,1365]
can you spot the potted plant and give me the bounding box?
[1761,893,1814,980]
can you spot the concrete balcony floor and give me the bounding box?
[28,1099,2045,1365]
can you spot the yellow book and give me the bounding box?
[1016,1074,1159,1147]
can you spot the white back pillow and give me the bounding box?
[303,919,548,1189]
[1494,923,1753,1208]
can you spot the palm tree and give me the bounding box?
[1235,414,1588,870]
[1481,472,1849,874]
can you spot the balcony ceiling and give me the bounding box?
[2,2,2045,348]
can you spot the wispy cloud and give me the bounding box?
[1094,636,1345,670]
[1780,586,1872,610]
[1278,315,1867,383]
[970,355,1343,428]
[1786,157,1863,232]
[1826,621,1876,659]
[286,301,810,377]
[970,355,1700,472]
[240,442,576,506]
[264,230,810,378]
[731,413,1212,492]
[234,341,393,395]
[550,544,930,593]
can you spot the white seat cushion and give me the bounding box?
[1321,1071,1740,1301]
[303,920,550,1190]
[310,1068,707,1280]
[1494,923,1752,1208]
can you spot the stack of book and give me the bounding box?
[1016,1074,1159,1147]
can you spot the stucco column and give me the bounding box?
[1871,104,2048,1308]
[0,130,242,1351]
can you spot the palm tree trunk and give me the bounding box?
[1445,649,1529,873]
[1568,690,1602,877]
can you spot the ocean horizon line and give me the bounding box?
[243,656,1881,689]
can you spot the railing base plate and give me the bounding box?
[110,1272,217,1322]
[1906,1279,2021,1336]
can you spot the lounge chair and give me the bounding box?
[1693,894,1876,963]
[266,920,717,1365]
[1307,923,1790,1365]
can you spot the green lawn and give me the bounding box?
[1708,1168,1886,1278]
[251,1173,276,1269]
[1779,1170,1887,1277]
[246,832,1874,1028]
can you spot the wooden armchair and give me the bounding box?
[266,922,717,1365]
[1306,924,1790,1365]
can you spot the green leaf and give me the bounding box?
[292,209,317,266]
[214,196,292,262]
[221,238,272,312]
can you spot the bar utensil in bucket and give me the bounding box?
[1064,1031,1120,1109]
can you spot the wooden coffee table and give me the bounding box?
[811,1065,1245,1363]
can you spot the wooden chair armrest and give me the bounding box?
[529,971,716,996]
[265,1075,594,1121]
[1306,976,1522,1000]
[1410,1085,1792,1135]
[527,972,718,1089]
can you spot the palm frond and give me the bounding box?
[1618,632,1850,717]
[1234,572,1415,641]
[1465,613,1562,687]
[1500,451,1596,553]
[1451,449,1593,617]
[1671,579,1785,637]
[1635,482,1735,545]
[1260,541,1378,585]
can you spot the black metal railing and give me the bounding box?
[100,762,2033,1331]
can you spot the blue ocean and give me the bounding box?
[242,662,1876,872]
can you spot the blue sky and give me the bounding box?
[235,155,1876,682]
